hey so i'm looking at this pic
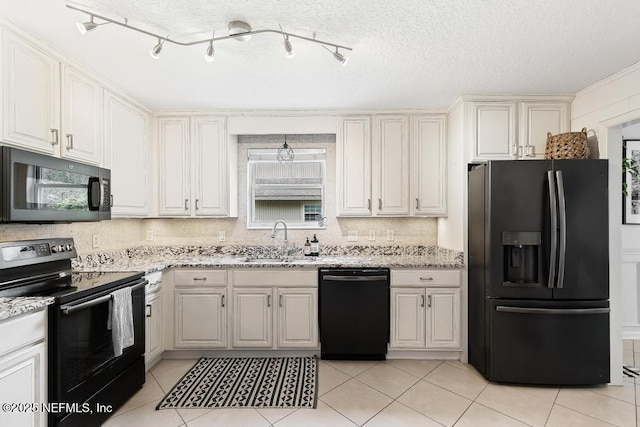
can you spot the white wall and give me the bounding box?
[571,61,640,384]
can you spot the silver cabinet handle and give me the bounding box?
[525,144,535,157]
[110,194,114,207]
[51,129,59,146]
[184,199,189,210]
[146,304,152,318]
[267,294,271,307]
[279,295,283,307]
[416,198,419,210]
[221,294,225,308]
[419,277,434,281]
[192,277,207,281]
[367,198,371,211]
[65,133,73,150]
[512,144,519,158]
[195,199,199,210]
[421,294,425,307]
[378,198,382,210]
[427,295,432,308]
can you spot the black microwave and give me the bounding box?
[0,147,111,223]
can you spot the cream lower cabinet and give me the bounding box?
[174,269,228,348]
[231,269,318,349]
[0,310,47,427]
[390,269,461,350]
[145,291,163,366]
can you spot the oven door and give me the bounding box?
[49,280,145,406]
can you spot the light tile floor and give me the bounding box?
[103,341,640,427]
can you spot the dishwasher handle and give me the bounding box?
[322,275,388,282]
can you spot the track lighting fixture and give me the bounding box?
[67,4,352,64]
[149,37,165,59]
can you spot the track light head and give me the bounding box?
[284,36,294,57]
[149,38,165,59]
[333,49,348,65]
[204,41,215,62]
[77,16,98,34]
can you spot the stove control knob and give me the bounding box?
[51,245,59,253]
[65,244,73,251]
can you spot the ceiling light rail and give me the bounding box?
[67,4,352,64]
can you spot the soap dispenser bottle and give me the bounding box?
[310,234,319,256]
[304,238,311,256]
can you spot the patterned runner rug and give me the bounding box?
[156,356,317,409]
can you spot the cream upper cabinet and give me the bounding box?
[103,91,149,216]
[158,116,231,217]
[373,115,410,215]
[336,116,372,216]
[60,65,103,164]
[472,102,517,160]
[191,117,229,215]
[411,115,447,215]
[519,101,570,159]
[2,30,60,155]
[2,31,103,165]
[470,99,570,161]
[337,114,446,217]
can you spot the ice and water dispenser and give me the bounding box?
[502,231,541,285]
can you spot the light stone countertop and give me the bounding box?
[0,297,54,321]
[73,253,464,274]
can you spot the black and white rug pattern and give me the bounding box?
[156,356,317,410]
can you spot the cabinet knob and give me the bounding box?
[184,199,189,210]
[378,198,382,210]
[416,198,420,210]
[267,294,271,307]
[421,294,425,307]
[66,134,74,150]
[195,199,200,210]
[221,295,225,308]
[367,198,371,211]
[279,295,283,307]
[427,295,432,308]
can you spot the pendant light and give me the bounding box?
[277,135,295,163]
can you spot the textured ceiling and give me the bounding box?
[1,0,639,111]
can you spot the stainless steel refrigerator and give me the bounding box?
[468,160,609,385]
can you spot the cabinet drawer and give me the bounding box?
[233,269,317,287]
[0,310,46,357]
[174,269,227,287]
[391,269,460,287]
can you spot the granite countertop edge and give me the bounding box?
[0,297,54,321]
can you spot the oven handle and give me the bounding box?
[60,279,146,315]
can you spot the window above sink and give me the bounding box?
[247,147,326,229]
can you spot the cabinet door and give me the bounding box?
[158,117,191,216]
[337,116,372,216]
[390,288,425,348]
[2,31,59,155]
[175,289,226,348]
[145,291,163,365]
[61,65,103,165]
[192,117,228,216]
[232,288,273,348]
[373,115,410,215]
[519,102,569,159]
[0,342,46,427]
[104,92,149,216]
[277,288,318,348]
[411,115,447,215]
[426,288,461,349]
[472,102,517,160]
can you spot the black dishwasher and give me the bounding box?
[319,268,390,360]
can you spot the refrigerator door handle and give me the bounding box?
[496,306,610,315]
[556,170,567,289]
[547,170,558,289]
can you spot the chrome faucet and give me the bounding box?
[270,220,288,244]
